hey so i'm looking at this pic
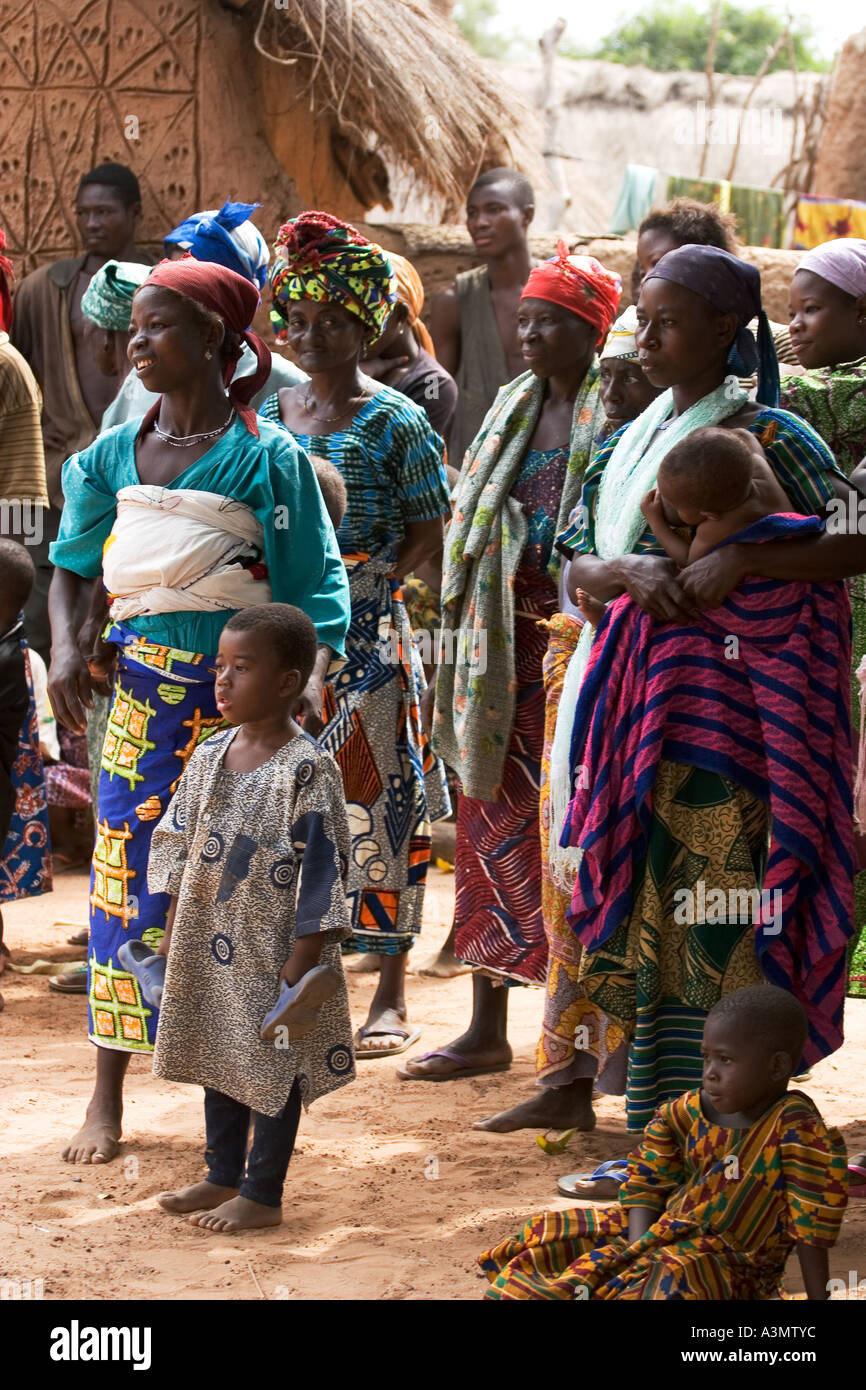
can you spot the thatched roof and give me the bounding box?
[250,0,536,206]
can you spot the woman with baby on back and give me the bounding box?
[47,254,350,1167]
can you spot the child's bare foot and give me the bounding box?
[189,1195,282,1232]
[576,589,606,627]
[62,1109,122,1164]
[158,1181,238,1214]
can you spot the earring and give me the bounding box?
[205,348,213,360]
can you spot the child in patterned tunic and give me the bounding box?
[481,985,848,1299]
[150,603,355,1233]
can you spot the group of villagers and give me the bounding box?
[37,188,866,1287]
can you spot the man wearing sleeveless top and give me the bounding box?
[431,169,536,470]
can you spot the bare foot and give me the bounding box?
[62,1111,122,1164]
[418,946,470,978]
[346,954,381,974]
[189,1195,282,1232]
[158,1180,238,1214]
[473,1080,596,1133]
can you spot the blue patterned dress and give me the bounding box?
[259,387,452,953]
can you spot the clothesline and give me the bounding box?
[609,163,866,250]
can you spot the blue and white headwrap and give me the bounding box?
[163,200,270,290]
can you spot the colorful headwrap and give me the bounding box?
[521,240,621,346]
[798,237,866,302]
[134,255,271,437]
[269,211,397,337]
[644,244,780,406]
[387,251,436,356]
[164,201,271,291]
[600,304,640,361]
[0,227,14,334]
[81,260,151,333]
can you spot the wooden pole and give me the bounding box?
[538,17,571,231]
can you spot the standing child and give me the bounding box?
[481,985,848,1299]
[142,603,354,1233]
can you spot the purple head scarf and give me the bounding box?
[643,244,780,406]
[798,238,866,302]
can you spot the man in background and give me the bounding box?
[11,163,151,658]
[430,168,535,471]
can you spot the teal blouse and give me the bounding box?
[49,416,351,658]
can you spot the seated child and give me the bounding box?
[0,541,36,1004]
[480,984,848,1300]
[145,603,354,1234]
[640,426,795,567]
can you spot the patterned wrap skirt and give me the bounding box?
[537,613,626,1089]
[87,621,223,1052]
[453,570,554,985]
[0,644,52,904]
[320,552,449,955]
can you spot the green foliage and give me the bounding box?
[452,0,511,60]
[590,3,830,75]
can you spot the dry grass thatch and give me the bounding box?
[252,0,537,205]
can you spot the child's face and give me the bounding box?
[701,1016,791,1119]
[657,475,702,528]
[599,357,660,432]
[788,268,866,370]
[214,628,302,726]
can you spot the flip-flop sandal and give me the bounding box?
[557,1160,630,1199]
[117,939,166,1009]
[848,1163,866,1197]
[48,965,88,994]
[353,1024,422,1058]
[260,965,342,1041]
[395,1047,512,1081]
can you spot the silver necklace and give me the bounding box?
[303,388,365,424]
[153,411,235,447]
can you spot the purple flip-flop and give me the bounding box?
[396,1048,511,1081]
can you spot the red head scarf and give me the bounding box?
[0,228,14,334]
[521,240,621,347]
[135,255,272,436]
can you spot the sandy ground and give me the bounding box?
[1,866,865,1301]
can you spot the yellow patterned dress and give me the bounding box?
[48,417,350,1052]
[481,1089,848,1300]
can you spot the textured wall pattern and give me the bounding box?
[0,0,201,271]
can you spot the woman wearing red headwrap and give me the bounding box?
[46,256,350,1167]
[399,249,621,1108]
